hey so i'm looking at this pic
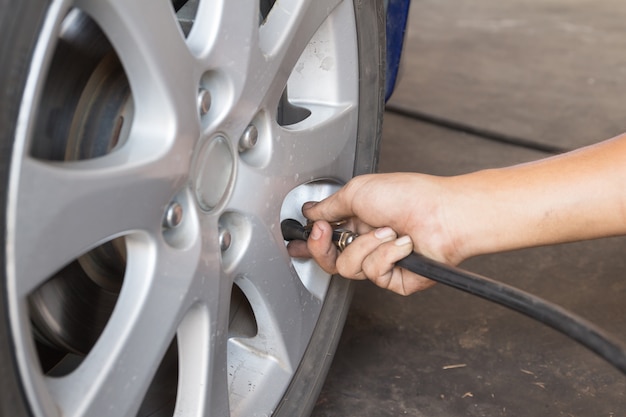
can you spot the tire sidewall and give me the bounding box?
[0,0,50,416]
[273,0,386,415]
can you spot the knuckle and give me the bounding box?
[362,255,387,280]
[337,176,366,208]
[370,271,393,290]
[335,255,353,277]
[336,254,366,280]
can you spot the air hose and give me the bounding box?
[281,219,626,375]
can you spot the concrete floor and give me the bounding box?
[312,1,626,416]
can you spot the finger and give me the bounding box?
[306,221,340,274]
[362,236,435,295]
[286,240,311,258]
[382,266,436,295]
[335,227,397,279]
[302,200,348,224]
[302,177,367,222]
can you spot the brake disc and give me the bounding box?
[28,12,131,357]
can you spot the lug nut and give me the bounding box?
[163,202,184,229]
[238,124,258,152]
[197,88,211,116]
[219,227,232,252]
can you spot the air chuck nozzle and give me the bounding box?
[281,219,310,242]
[281,218,357,252]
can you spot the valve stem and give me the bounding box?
[281,219,357,252]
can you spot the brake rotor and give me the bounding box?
[28,12,132,356]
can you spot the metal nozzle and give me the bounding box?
[281,219,357,252]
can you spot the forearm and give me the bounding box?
[446,133,626,259]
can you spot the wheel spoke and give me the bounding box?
[176,284,232,416]
[173,215,233,416]
[256,0,343,102]
[76,0,197,121]
[260,0,343,64]
[225,162,275,216]
[187,0,260,127]
[190,0,344,118]
[227,103,357,219]
[47,236,201,417]
[188,0,257,67]
[226,338,292,415]
[11,156,183,296]
[200,215,326,415]
[233,218,323,371]
[268,103,358,181]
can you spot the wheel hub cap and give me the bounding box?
[193,135,234,211]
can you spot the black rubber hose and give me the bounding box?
[281,219,626,375]
[397,253,626,375]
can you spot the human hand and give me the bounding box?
[289,134,626,294]
[286,173,464,295]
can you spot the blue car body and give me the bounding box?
[385,0,411,101]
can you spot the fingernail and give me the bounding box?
[310,223,322,240]
[374,227,395,240]
[395,235,413,247]
[302,201,318,211]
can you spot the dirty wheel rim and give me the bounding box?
[6,0,360,416]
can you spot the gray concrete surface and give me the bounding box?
[311,0,626,415]
[388,0,626,150]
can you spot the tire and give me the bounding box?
[0,0,384,416]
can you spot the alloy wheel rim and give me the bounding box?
[7,0,360,416]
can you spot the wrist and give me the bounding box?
[403,174,468,266]
[436,170,502,262]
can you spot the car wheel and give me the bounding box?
[0,0,384,416]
